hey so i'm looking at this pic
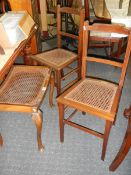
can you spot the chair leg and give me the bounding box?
[58,103,64,142]
[56,70,61,96]
[116,39,123,58]
[32,110,44,152]
[77,56,81,80]
[109,129,131,171]
[101,120,112,161]
[109,107,131,171]
[0,134,3,147]
[49,71,55,107]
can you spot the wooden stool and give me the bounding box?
[109,105,131,171]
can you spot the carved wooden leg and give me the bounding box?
[109,106,131,171]
[49,70,55,107]
[0,134,3,147]
[32,110,44,152]
[101,120,112,161]
[58,103,64,142]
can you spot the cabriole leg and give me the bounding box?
[32,110,44,152]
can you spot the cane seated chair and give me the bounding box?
[57,21,131,160]
[0,65,54,151]
[31,5,85,97]
[84,0,123,59]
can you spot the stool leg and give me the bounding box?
[101,120,112,161]
[32,110,44,152]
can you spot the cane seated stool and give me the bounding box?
[57,21,131,160]
[0,65,54,151]
[31,5,85,97]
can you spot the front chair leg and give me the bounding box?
[32,110,44,152]
[0,134,3,146]
[101,120,112,161]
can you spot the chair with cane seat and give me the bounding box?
[31,5,85,97]
[84,0,123,59]
[57,21,131,160]
[0,65,54,151]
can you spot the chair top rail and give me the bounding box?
[59,6,85,15]
[85,21,130,35]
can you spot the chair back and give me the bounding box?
[56,4,85,57]
[81,21,131,89]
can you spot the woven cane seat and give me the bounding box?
[0,66,51,106]
[32,48,77,69]
[90,31,111,38]
[65,78,118,113]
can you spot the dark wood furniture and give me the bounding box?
[109,105,131,171]
[31,5,85,96]
[57,21,131,160]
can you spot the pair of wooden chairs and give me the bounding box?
[57,21,131,160]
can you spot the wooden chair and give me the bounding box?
[84,0,123,59]
[109,105,131,171]
[31,5,85,96]
[57,21,131,160]
[0,65,54,151]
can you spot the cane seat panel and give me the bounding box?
[32,48,77,69]
[64,78,118,113]
[0,66,51,106]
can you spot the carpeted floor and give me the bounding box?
[0,39,131,175]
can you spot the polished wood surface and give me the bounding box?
[109,105,131,171]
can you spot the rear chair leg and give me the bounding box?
[49,71,55,107]
[56,70,61,96]
[58,103,64,142]
[32,110,44,152]
[101,120,112,160]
